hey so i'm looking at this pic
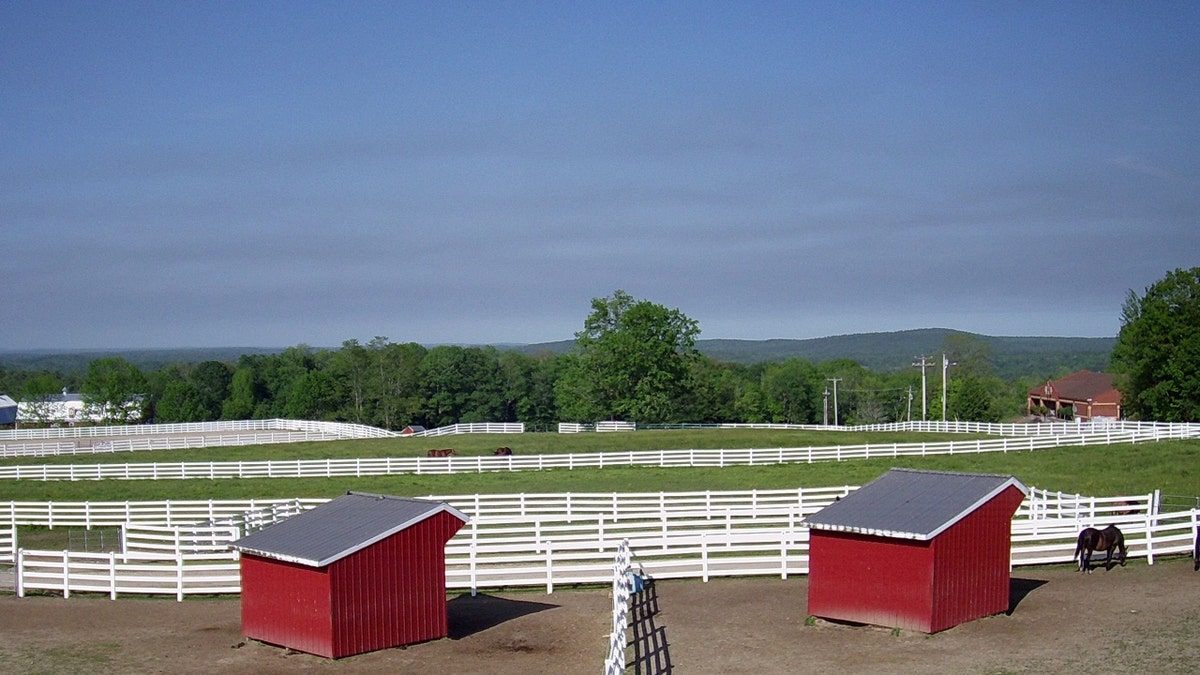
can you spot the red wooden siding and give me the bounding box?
[327,511,463,657]
[240,555,334,657]
[808,531,934,630]
[928,487,1025,632]
[240,508,465,659]
[807,485,1026,633]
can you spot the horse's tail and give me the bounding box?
[1073,532,1083,561]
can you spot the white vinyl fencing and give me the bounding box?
[3,424,1194,482]
[604,539,633,675]
[7,487,1198,600]
[0,420,525,458]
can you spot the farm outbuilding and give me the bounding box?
[0,395,16,425]
[802,468,1028,633]
[230,492,468,658]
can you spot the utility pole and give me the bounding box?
[822,388,830,426]
[941,353,957,422]
[830,374,840,422]
[912,356,932,422]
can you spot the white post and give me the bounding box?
[544,540,554,594]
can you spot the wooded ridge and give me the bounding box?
[1,328,1114,380]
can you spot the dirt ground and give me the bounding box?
[1,557,1198,675]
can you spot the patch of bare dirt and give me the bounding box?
[0,557,1197,674]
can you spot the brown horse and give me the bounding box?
[1074,525,1127,573]
[494,446,513,456]
[427,448,456,457]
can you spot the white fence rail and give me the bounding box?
[0,486,1159,543]
[604,539,633,675]
[0,420,526,458]
[3,425,1194,481]
[7,487,1197,599]
[6,419,1196,460]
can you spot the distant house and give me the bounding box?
[16,390,87,426]
[400,425,427,436]
[0,395,17,426]
[1027,370,1122,421]
[231,492,468,659]
[802,468,1028,633]
[16,389,144,426]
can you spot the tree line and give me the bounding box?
[5,291,1067,429]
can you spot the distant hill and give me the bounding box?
[1,329,1114,381]
[0,347,283,375]
[511,329,1115,380]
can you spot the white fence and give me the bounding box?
[0,420,526,458]
[6,487,1197,600]
[3,425,1194,482]
[604,539,633,675]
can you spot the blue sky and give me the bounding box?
[3,2,1197,350]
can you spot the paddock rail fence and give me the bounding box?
[2,424,1195,481]
[0,420,524,458]
[5,487,1197,599]
[4,419,1196,461]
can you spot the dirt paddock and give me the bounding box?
[1,557,1197,674]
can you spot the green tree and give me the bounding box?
[1111,267,1200,421]
[190,361,232,420]
[555,290,701,423]
[761,359,819,424]
[221,365,260,420]
[18,374,64,425]
[155,379,209,422]
[80,357,148,424]
[948,376,1002,422]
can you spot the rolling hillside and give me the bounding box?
[1,329,1114,381]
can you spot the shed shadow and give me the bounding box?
[446,593,558,639]
[1006,577,1048,615]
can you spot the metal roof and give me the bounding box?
[231,492,468,567]
[801,468,1028,541]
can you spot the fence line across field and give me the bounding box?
[3,424,1196,481]
[0,421,526,458]
[5,485,1196,599]
[10,507,1198,600]
[0,486,1161,537]
[4,419,1197,460]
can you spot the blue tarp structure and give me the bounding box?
[0,395,17,425]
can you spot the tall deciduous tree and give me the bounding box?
[18,374,64,425]
[1111,267,1200,421]
[555,290,700,423]
[80,357,147,424]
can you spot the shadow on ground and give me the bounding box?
[446,593,559,639]
[1006,577,1048,615]
[630,577,673,674]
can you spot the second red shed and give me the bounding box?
[802,468,1028,633]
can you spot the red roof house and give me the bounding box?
[1027,370,1122,421]
[231,492,467,658]
[802,469,1028,633]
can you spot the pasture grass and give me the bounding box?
[0,434,1195,503]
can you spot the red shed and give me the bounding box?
[231,492,467,658]
[802,468,1027,633]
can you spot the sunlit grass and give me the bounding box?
[0,434,1195,503]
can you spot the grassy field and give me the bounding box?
[0,429,1196,503]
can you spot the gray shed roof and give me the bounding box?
[231,492,468,567]
[801,468,1028,541]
